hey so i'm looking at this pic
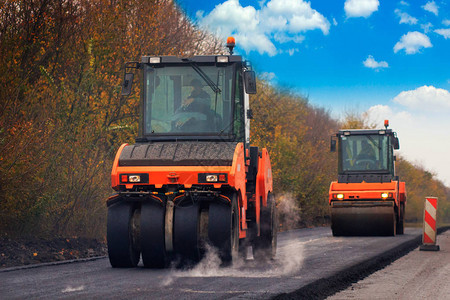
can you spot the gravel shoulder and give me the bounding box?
[0,235,107,269]
[328,230,450,300]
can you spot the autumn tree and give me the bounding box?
[0,0,220,237]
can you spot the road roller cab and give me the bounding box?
[329,120,406,236]
[107,39,277,268]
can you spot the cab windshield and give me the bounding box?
[339,134,391,173]
[143,64,237,136]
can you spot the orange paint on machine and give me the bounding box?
[106,38,277,269]
[329,121,407,236]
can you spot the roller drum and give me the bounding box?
[331,201,396,236]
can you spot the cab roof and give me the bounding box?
[337,129,394,136]
[141,55,243,64]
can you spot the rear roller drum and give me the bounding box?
[331,204,396,236]
[107,201,140,268]
[208,194,239,264]
[173,202,201,265]
[141,201,167,268]
[253,193,277,261]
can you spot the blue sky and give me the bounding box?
[177,0,450,185]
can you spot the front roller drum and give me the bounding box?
[331,201,396,236]
[107,201,140,268]
[208,195,239,264]
[173,202,202,265]
[141,201,167,268]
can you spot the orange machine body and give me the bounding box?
[111,142,272,239]
[329,180,406,206]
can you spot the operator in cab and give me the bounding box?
[172,78,213,132]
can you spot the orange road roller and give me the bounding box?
[106,38,277,268]
[329,120,406,236]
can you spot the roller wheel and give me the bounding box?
[331,204,396,236]
[173,202,201,265]
[107,201,140,268]
[208,194,239,264]
[396,203,405,235]
[253,193,277,261]
[141,201,167,268]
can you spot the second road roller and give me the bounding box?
[106,38,277,268]
[329,120,406,236]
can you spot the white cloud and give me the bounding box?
[333,18,338,26]
[399,1,409,6]
[273,32,305,44]
[421,22,433,33]
[443,19,450,26]
[261,72,276,81]
[366,86,450,186]
[435,28,450,39]
[198,0,330,56]
[393,31,432,54]
[422,1,438,16]
[344,0,379,18]
[363,55,389,70]
[287,48,299,56]
[394,9,418,25]
[393,85,450,111]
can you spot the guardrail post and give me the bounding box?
[420,197,440,251]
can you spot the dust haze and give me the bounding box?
[160,194,305,286]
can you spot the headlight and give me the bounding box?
[198,173,228,183]
[336,193,344,200]
[216,56,229,63]
[381,192,392,199]
[129,175,141,183]
[206,175,218,182]
[120,174,148,184]
[149,57,161,63]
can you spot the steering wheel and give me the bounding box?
[355,159,376,169]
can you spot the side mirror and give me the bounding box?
[394,137,400,150]
[330,138,337,152]
[121,73,134,96]
[244,71,257,94]
[247,109,253,119]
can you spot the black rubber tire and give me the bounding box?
[208,194,239,264]
[396,203,405,235]
[107,201,140,268]
[141,201,167,268]
[173,202,201,265]
[253,193,277,261]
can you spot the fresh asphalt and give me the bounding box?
[0,227,424,299]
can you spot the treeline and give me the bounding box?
[396,158,450,225]
[1,0,448,238]
[250,83,338,227]
[0,0,220,237]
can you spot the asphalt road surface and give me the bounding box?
[0,227,422,299]
[328,230,450,300]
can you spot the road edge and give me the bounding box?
[0,256,107,273]
[273,226,450,300]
